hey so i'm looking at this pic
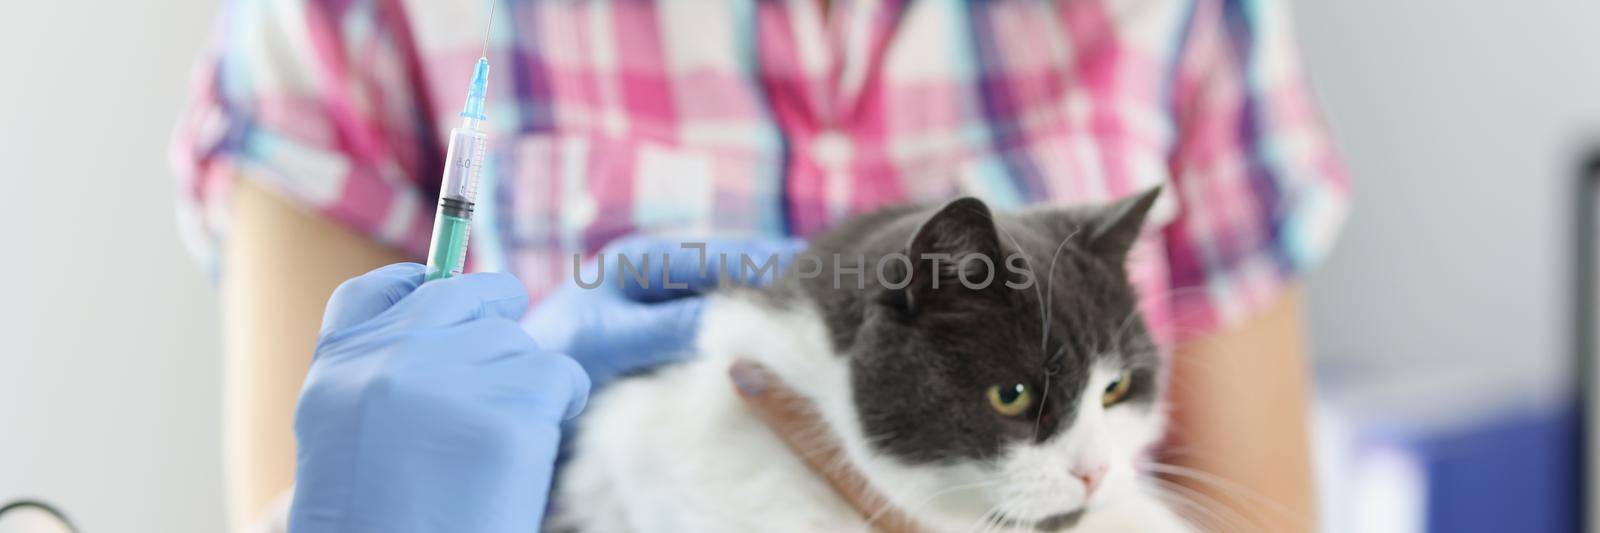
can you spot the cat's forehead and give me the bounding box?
[1002,252,1129,322]
[982,255,1147,369]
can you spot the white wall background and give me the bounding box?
[0,1,1594,532]
[1297,0,1600,423]
[0,1,225,531]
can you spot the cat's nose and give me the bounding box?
[1072,463,1108,497]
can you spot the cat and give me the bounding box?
[549,190,1190,533]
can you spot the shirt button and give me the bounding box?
[811,130,852,170]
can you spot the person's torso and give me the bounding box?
[410,0,1189,319]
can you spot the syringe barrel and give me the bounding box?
[424,125,488,281]
[439,123,486,205]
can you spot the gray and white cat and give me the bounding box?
[551,190,1189,532]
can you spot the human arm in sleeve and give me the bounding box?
[1155,0,1352,529]
[220,179,402,528]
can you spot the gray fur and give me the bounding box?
[761,189,1165,464]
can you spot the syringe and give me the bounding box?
[424,1,498,282]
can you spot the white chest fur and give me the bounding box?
[549,294,1189,533]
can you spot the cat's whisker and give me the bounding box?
[1143,477,1240,533]
[963,504,1004,533]
[1014,490,1051,533]
[1143,462,1304,527]
[956,479,1092,533]
[1089,284,1219,359]
[1141,413,1258,465]
[1126,284,1213,308]
[970,209,1075,364]
[968,209,1053,355]
[1141,482,1219,533]
[1039,227,1081,364]
[987,504,1020,533]
[1102,284,1211,355]
[1153,498,1209,533]
[1031,362,1058,439]
[1108,308,1144,354]
[859,478,1004,532]
[1146,444,1253,476]
[1142,475,1261,533]
[985,216,1049,340]
[979,510,1001,533]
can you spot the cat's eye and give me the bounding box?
[1102,370,1134,407]
[987,383,1034,417]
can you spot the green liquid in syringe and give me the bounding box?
[425,213,471,281]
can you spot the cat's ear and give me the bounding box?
[896,197,1003,312]
[1082,186,1161,262]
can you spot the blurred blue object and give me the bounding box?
[1416,402,1581,533]
[1317,392,1582,533]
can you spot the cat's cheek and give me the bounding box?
[1104,406,1166,460]
[1096,461,1150,507]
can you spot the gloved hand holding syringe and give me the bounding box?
[286,1,811,531]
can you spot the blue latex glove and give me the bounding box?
[291,263,589,533]
[523,235,804,389]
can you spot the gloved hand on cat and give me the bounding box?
[289,237,799,532]
[290,263,589,533]
[523,235,804,389]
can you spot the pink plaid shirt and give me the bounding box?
[172,0,1348,343]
